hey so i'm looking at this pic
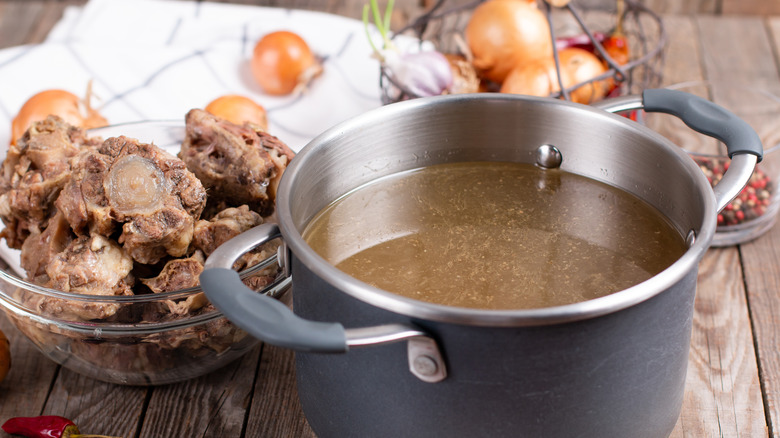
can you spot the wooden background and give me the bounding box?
[1,0,780,437]
[3,0,780,52]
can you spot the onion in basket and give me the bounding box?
[501,47,608,104]
[464,0,553,84]
[365,0,453,97]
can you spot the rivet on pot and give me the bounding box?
[686,229,696,247]
[536,144,563,169]
[412,355,439,376]
[407,337,447,383]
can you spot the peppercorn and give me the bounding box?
[692,155,774,227]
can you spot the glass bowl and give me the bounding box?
[644,80,780,246]
[0,121,289,385]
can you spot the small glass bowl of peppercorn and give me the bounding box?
[645,80,780,246]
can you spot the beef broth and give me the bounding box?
[302,161,687,310]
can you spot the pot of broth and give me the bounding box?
[201,91,762,438]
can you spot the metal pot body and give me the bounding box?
[201,92,762,438]
[282,94,707,438]
[294,259,696,438]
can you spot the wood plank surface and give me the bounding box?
[739,18,780,434]
[246,345,315,438]
[741,223,780,438]
[0,316,58,421]
[660,13,772,438]
[139,346,261,437]
[44,371,147,437]
[0,1,83,49]
[674,249,768,437]
[697,14,780,438]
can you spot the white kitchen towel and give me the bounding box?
[1,0,389,153]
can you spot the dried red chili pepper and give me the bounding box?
[1,415,118,438]
[603,34,630,66]
[603,0,630,66]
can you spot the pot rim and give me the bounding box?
[277,93,717,327]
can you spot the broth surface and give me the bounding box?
[302,161,687,310]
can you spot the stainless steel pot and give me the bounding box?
[200,91,762,438]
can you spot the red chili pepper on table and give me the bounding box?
[1,415,120,438]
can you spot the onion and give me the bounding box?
[11,88,107,145]
[363,1,452,98]
[464,0,553,84]
[204,95,268,131]
[558,47,609,103]
[500,56,569,98]
[383,50,453,97]
[250,30,323,96]
[445,54,480,94]
[501,48,608,104]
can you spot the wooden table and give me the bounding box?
[1,1,779,437]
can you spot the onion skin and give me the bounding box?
[250,30,322,96]
[11,89,107,145]
[500,48,608,104]
[500,56,570,98]
[384,50,453,97]
[465,0,553,84]
[559,47,609,103]
[205,95,268,131]
[444,54,481,94]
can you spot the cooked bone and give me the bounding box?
[22,234,136,320]
[142,251,205,294]
[106,155,166,215]
[46,235,134,295]
[180,109,294,216]
[141,251,208,315]
[56,136,207,264]
[54,150,114,236]
[192,205,263,256]
[20,211,74,284]
[0,116,100,248]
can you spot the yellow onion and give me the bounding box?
[501,47,608,104]
[205,95,269,131]
[11,88,107,145]
[465,0,554,84]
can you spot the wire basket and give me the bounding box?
[380,0,666,105]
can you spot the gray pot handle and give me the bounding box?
[201,223,353,352]
[200,265,348,352]
[594,88,762,212]
[200,223,447,382]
